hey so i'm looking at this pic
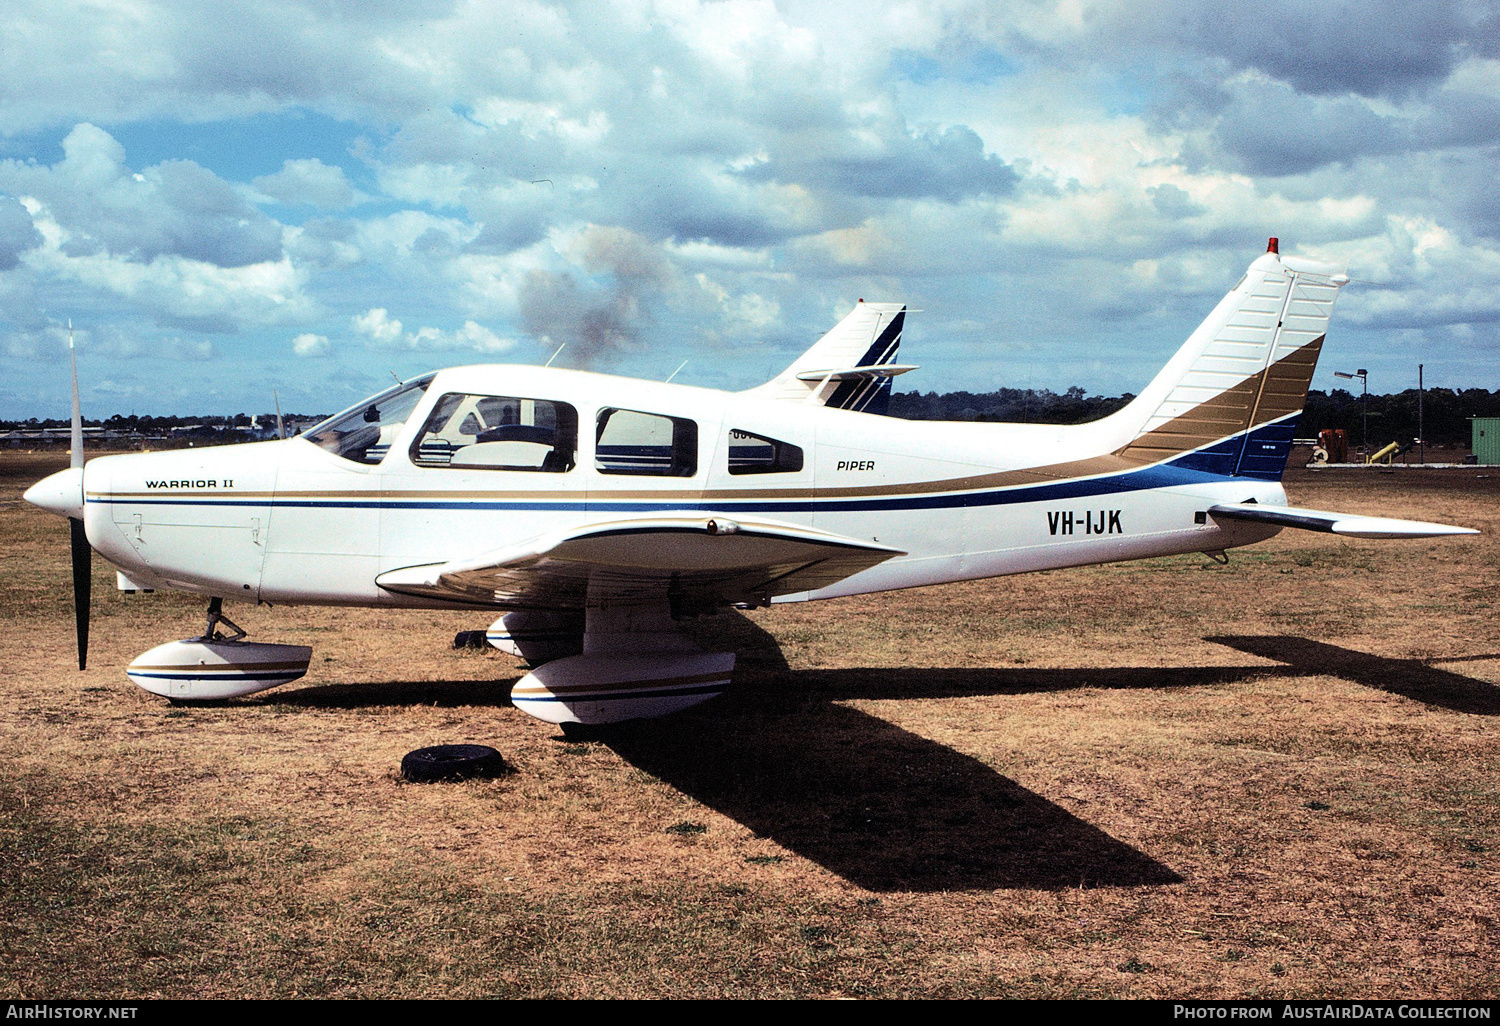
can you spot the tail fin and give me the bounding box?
[747,301,914,413]
[1112,240,1348,480]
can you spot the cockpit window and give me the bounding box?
[304,376,433,465]
[410,393,577,472]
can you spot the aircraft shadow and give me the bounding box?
[265,617,1498,890]
[606,701,1181,892]
[610,612,1183,892]
[269,676,520,708]
[1207,635,1500,716]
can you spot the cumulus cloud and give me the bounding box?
[0,124,283,268]
[1158,0,1497,99]
[253,159,359,209]
[18,190,314,333]
[292,332,331,357]
[0,195,43,270]
[742,123,1017,203]
[4,1,1500,414]
[352,308,515,353]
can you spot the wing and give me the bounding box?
[374,514,905,611]
[1208,502,1479,539]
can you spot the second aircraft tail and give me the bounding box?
[747,300,913,413]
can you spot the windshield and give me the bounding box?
[304,375,434,464]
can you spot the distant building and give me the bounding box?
[1473,418,1500,465]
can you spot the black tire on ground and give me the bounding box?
[401,744,508,783]
[452,629,489,650]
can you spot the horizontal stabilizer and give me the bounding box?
[1208,502,1478,539]
[795,364,918,382]
[376,515,905,610]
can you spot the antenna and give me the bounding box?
[68,320,82,470]
[545,343,566,367]
[273,389,286,440]
[664,359,688,383]
[389,370,403,386]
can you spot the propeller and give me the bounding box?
[67,320,90,670]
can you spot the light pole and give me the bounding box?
[1334,368,1368,459]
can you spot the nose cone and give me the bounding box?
[24,466,85,519]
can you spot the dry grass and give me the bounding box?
[1,451,1497,998]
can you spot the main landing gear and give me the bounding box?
[499,591,736,727]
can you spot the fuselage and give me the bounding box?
[76,362,1283,610]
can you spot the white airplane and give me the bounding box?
[24,239,1477,725]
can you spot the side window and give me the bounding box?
[727,429,804,475]
[409,393,577,472]
[595,408,697,477]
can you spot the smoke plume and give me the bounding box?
[518,226,670,368]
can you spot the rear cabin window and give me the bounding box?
[595,408,697,477]
[409,393,578,472]
[727,429,804,475]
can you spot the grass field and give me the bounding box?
[1,451,1497,999]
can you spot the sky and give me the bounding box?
[2,0,1498,419]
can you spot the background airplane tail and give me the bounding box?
[1110,240,1348,481]
[747,301,911,413]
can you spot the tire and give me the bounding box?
[401,744,507,783]
[452,629,489,650]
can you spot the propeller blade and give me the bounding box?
[67,320,89,670]
[70,516,91,670]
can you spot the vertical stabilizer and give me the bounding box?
[1111,241,1347,480]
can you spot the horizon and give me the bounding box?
[8,383,1495,429]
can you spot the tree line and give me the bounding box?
[888,387,1500,446]
[6,386,1498,447]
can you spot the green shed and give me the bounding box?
[1473,418,1500,465]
